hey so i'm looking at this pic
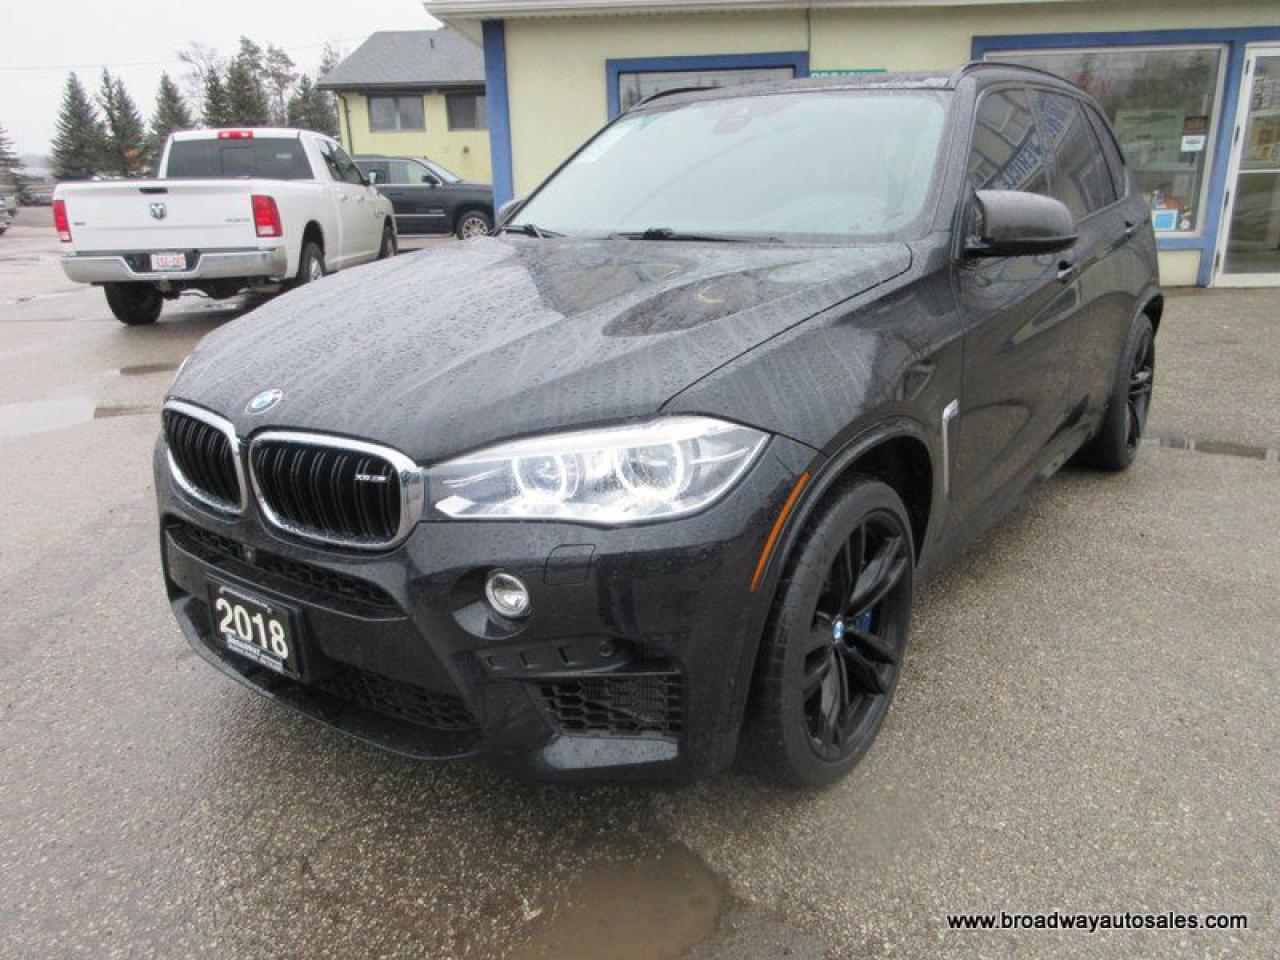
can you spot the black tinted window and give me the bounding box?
[166,138,313,180]
[1085,105,1128,200]
[967,88,1050,196]
[1034,91,1116,220]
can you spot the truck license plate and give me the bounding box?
[150,252,186,271]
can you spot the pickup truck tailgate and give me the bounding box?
[61,180,262,251]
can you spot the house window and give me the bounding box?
[988,46,1226,234]
[617,67,795,113]
[368,95,425,132]
[446,91,488,131]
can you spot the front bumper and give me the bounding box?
[62,246,288,284]
[156,434,818,781]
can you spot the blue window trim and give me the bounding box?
[605,51,811,119]
[483,20,515,208]
[974,27,1280,286]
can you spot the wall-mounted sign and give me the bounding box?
[1181,135,1207,152]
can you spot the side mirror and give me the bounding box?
[366,170,380,185]
[422,175,440,186]
[965,190,1077,258]
[496,195,527,227]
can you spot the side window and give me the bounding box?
[1085,105,1129,200]
[386,160,418,185]
[966,88,1051,237]
[1033,91,1116,220]
[318,142,343,183]
[329,144,366,186]
[360,161,389,184]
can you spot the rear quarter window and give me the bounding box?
[165,139,314,180]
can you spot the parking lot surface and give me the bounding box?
[2,208,1277,959]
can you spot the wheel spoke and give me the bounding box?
[802,649,833,695]
[839,643,886,695]
[850,535,907,615]
[851,628,897,665]
[817,656,842,745]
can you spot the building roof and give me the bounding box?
[429,0,1077,19]
[317,29,485,91]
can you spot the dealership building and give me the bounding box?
[431,0,1280,286]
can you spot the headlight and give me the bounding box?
[427,416,768,524]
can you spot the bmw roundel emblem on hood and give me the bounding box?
[246,389,283,415]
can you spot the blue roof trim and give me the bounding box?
[606,51,811,119]
[973,26,1280,285]
[483,20,515,208]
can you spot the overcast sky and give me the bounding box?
[1,0,440,157]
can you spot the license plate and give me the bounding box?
[208,581,302,678]
[150,252,186,272]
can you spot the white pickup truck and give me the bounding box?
[54,128,397,325]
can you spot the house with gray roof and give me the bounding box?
[319,29,490,183]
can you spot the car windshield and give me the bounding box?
[421,159,461,183]
[513,91,949,243]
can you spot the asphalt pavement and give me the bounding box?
[1,207,1277,959]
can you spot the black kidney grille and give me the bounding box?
[251,440,402,545]
[163,409,241,510]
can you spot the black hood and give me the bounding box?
[173,236,910,461]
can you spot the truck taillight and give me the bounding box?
[53,199,72,242]
[218,130,254,139]
[251,195,283,238]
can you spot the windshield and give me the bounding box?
[513,91,948,243]
[421,159,461,183]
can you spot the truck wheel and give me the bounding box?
[455,210,492,240]
[377,223,397,260]
[293,242,326,287]
[104,283,163,326]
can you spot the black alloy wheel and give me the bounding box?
[1125,325,1155,452]
[746,477,914,787]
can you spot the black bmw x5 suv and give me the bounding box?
[157,64,1160,786]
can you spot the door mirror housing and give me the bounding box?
[422,174,441,186]
[965,190,1077,258]
[496,195,527,227]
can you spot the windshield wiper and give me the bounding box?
[499,222,563,239]
[615,227,775,244]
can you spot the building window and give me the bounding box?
[446,91,488,131]
[617,67,796,113]
[989,47,1225,234]
[368,95,425,132]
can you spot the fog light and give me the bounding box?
[485,570,531,619]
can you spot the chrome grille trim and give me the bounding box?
[162,400,248,515]
[248,431,424,550]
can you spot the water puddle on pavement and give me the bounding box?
[114,362,180,377]
[0,396,94,438]
[1143,435,1279,461]
[505,842,728,960]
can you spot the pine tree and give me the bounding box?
[0,122,18,171]
[149,73,193,158]
[51,73,107,180]
[263,46,299,126]
[202,69,233,127]
[98,69,148,177]
[287,76,339,137]
[224,42,271,126]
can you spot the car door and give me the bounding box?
[321,140,380,264]
[391,160,451,236]
[1030,88,1139,422]
[950,85,1082,522]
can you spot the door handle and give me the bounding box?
[1057,258,1078,283]
[356,194,366,202]
[1124,219,1138,238]
[338,194,348,202]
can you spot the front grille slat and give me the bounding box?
[164,406,241,512]
[249,435,412,549]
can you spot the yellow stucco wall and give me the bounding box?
[501,0,1279,284]
[335,91,492,183]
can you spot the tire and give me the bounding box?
[744,477,915,788]
[104,283,163,326]
[377,222,397,260]
[292,241,326,288]
[1075,313,1155,472]
[455,209,492,240]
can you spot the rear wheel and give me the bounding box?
[745,477,914,788]
[104,283,162,326]
[455,209,492,240]
[377,222,397,259]
[1076,314,1155,471]
[293,241,326,288]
